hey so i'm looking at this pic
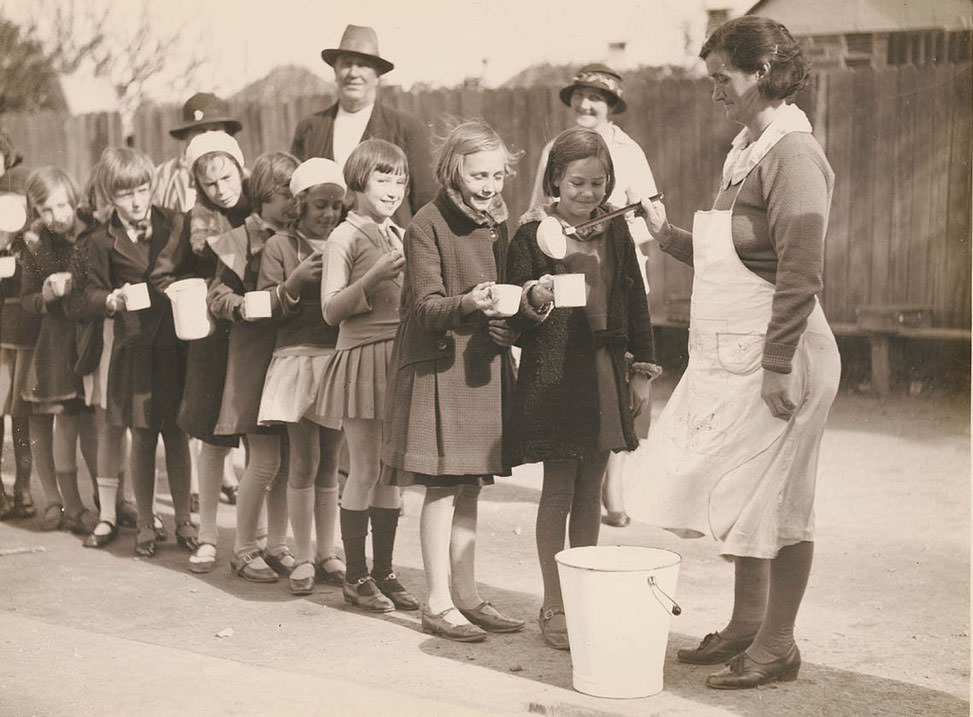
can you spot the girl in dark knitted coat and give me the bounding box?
[20,168,100,533]
[507,127,659,649]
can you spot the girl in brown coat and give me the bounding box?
[383,121,544,642]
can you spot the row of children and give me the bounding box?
[0,119,658,648]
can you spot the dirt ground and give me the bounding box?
[0,373,969,717]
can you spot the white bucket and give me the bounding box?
[164,278,213,340]
[555,545,681,698]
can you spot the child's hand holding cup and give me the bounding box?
[462,281,497,316]
[364,248,406,289]
[527,275,555,311]
[105,288,126,314]
[42,272,72,302]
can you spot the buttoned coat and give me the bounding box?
[81,206,187,429]
[505,213,656,463]
[382,191,513,478]
[290,102,436,227]
[19,221,90,404]
[207,215,286,435]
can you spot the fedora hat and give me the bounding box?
[559,64,627,114]
[169,92,242,139]
[321,24,394,75]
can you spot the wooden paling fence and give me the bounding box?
[3,64,970,330]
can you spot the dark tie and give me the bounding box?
[135,221,149,242]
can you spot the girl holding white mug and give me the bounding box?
[507,127,661,650]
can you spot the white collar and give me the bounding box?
[336,102,375,120]
[721,103,813,189]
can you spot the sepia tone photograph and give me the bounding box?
[0,0,969,715]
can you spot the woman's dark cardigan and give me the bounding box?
[505,212,656,464]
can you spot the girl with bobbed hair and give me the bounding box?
[509,127,659,650]
[632,15,840,690]
[255,158,346,595]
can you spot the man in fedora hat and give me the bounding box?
[290,24,435,226]
[152,92,243,214]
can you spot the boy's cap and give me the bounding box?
[321,24,394,75]
[170,92,242,139]
[290,158,346,196]
[186,131,245,171]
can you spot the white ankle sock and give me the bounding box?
[287,485,315,563]
[96,476,119,528]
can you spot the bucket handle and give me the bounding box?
[647,575,682,616]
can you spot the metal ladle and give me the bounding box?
[535,193,663,259]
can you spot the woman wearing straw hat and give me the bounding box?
[290,24,436,228]
[530,64,659,530]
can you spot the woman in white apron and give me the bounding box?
[631,16,840,689]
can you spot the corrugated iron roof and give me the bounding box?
[745,0,973,34]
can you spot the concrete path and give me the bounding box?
[0,385,968,716]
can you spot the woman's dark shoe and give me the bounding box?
[220,484,238,505]
[134,527,157,557]
[459,601,525,633]
[421,607,488,642]
[538,607,570,650]
[231,550,279,583]
[374,572,420,611]
[83,521,118,548]
[343,576,394,612]
[677,631,756,665]
[38,503,64,531]
[175,520,200,552]
[706,645,801,690]
[152,513,168,542]
[314,555,346,585]
[264,547,297,576]
[604,511,631,528]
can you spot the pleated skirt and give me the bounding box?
[313,339,392,422]
[257,349,340,429]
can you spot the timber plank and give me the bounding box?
[824,70,854,324]
[945,64,972,327]
[847,67,875,316]
[889,66,916,306]
[907,65,937,305]
[926,64,954,321]
[869,68,898,307]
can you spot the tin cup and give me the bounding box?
[122,282,151,311]
[244,290,272,319]
[553,273,586,308]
